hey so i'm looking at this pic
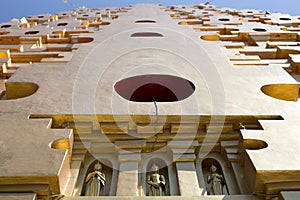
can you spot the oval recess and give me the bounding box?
[130,32,163,37]
[243,139,268,150]
[219,18,230,22]
[114,74,195,102]
[5,82,39,100]
[252,28,267,32]
[200,34,219,41]
[261,83,299,101]
[135,20,156,23]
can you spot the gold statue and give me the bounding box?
[207,165,224,195]
[85,161,106,196]
[147,164,166,196]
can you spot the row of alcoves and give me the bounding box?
[73,153,239,196]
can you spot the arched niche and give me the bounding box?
[201,158,229,195]
[140,155,179,196]
[81,159,114,196]
[145,158,170,196]
[73,153,119,197]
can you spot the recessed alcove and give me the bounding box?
[57,23,68,27]
[219,18,230,22]
[261,83,299,101]
[114,74,195,102]
[50,138,69,150]
[200,34,219,41]
[130,32,163,37]
[280,17,291,21]
[135,20,156,23]
[145,158,170,196]
[100,22,111,26]
[25,31,39,35]
[252,28,267,32]
[201,158,229,195]
[243,139,268,150]
[81,160,114,196]
[5,82,39,100]
[1,24,11,28]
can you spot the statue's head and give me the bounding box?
[210,165,217,172]
[94,161,102,171]
[151,164,159,173]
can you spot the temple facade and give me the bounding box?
[0,3,300,200]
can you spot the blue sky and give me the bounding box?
[0,0,299,23]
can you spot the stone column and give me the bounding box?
[115,141,144,196]
[176,161,201,196]
[170,143,201,196]
[116,160,140,196]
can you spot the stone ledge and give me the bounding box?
[0,193,36,200]
[61,195,259,200]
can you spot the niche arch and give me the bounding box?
[201,158,229,195]
[195,154,240,195]
[81,159,113,196]
[146,158,169,196]
[140,154,179,196]
[74,154,119,196]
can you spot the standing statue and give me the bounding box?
[85,161,106,196]
[207,165,224,195]
[147,164,166,196]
